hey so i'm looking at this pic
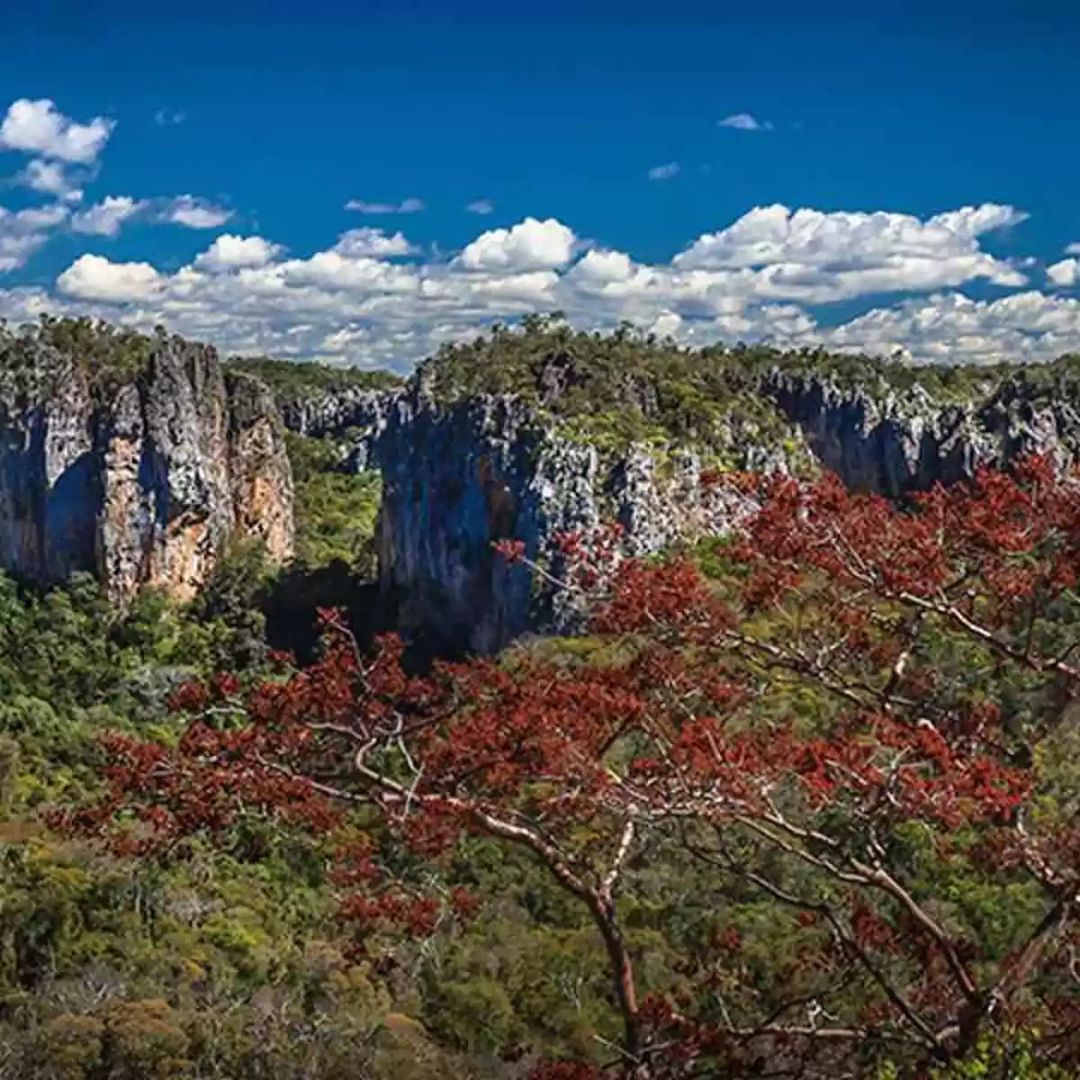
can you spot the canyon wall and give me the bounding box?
[284,365,1080,653]
[0,336,293,603]
[765,370,1080,496]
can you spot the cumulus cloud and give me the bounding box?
[1065,242,1080,256]
[0,98,114,163]
[647,162,680,181]
[672,203,1027,302]
[281,251,418,293]
[0,203,69,272]
[56,254,163,303]
[160,196,233,229]
[16,158,83,201]
[194,234,283,271]
[466,199,495,215]
[457,216,577,273]
[718,113,773,132]
[332,227,415,258]
[822,291,1080,365]
[1047,258,1079,289]
[71,196,145,237]
[345,197,425,214]
[0,204,1067,371]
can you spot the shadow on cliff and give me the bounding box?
[260,561,463,672]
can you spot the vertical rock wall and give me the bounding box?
[0,337,294,603]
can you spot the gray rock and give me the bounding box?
[280,362,1080,654]
[765,369,1080,496]
[0,336,294,603]
[351,387,753,653]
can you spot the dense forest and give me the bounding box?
[0,318,1078,1078]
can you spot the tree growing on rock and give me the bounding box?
[60,458,1080,1078]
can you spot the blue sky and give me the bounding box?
[1,1,1078,370]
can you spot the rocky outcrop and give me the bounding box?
[361,387,751,654]
[765,370,1080,496]
[281,363,1080,654]
[0,337,294,602]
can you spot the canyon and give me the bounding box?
[4,322,1078,654]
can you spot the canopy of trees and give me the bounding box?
[57,456,1080,1078]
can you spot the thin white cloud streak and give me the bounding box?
[718,112,773,132]
[647,162,680,180]
[345,197,425,214]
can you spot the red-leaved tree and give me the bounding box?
[58,458,1080,1077]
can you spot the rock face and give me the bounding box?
[353,386,752,654]
[283,364,1080,654]
[765,370,1080,497]
[0,337,294,602]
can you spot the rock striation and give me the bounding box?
[0,335,293,602]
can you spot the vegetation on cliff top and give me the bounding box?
[0,316,403,407]
[418,313,1080,451]
[227,355,403,401]
[4,313,1078,444]
[0,316,161,401]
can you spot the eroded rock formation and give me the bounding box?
[765,370,1080,496]
[339,385,754,653]
[279,363,1080,653]
[0,336,293,602]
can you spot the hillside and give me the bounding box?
[261,316,1080,654]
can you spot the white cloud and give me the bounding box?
[1047,258,1080,289]
[0,204,1069,371]
[647,162,680,181]
[71,196,145,237]
[332,227,415,258]
[929,204,1028,239]
[821,291,1080,365]
[0,98,114,163]
[16,158,82,200]
[672,203,1027,302]
[570,249,637,284]
[345,197,425,214]
[0,203,69,272]
[718,113,773,132]
[194,234,282,271]
[466,198,495,215]
[154,109,186,126]
[457,216,577,273]
[56,254,163,303]
[1065,242,1080,256]
[281,251,418,292]
[160,196,233,229]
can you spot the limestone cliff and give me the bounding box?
[343,385,756,653]
[765,368,1080,496]
[0,333,294,602]
[278,354,1080,654]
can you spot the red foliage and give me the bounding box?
[61,456,1080,1077]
